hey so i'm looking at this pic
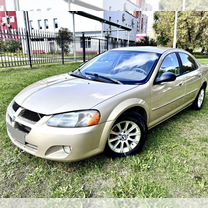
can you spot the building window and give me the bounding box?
[44,19,49,29]
[38,20,42,29]
[53,18,58,29]
[29,20,34,30]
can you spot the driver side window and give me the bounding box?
[158,53,180,78]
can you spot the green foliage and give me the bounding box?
[56,28,73,54]
[0,40,22,53]
[136,37,157,46]
[153,12,175,47]
[0,40,4,51]
[153,11,208,52]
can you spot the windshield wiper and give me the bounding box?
[85,72,122,84]
[70,68,86,79]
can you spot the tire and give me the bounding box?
[192,86,206,110]
[105,112,147,158]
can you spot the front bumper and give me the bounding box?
[6,103,108,162]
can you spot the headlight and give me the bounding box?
[47,110,101,128]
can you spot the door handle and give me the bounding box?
[177,82,184,87]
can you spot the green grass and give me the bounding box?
[0,61,208,198]
[198,59,208,65]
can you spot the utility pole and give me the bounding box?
[68,0,71,11]
[72,12,76,61]
[173,11,178,48]
[182,0,186,11]
[14,0,20,11]
[173,0,186,48]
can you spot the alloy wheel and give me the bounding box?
[108,121,141,154]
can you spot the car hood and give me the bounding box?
[15,73,135,115]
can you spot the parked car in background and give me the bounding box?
[6,47,208,161]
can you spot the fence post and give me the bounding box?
[23,11,32,68]
[106,36,109,51]
[98,39,101,54]
[82,32,86,63]
[61,34,65,65]
[25,30,32,68]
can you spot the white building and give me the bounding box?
[3,0,151,55]
[13,0,146,40]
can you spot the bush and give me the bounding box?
[0,40,5,52]
[0,40,22,53]
[4,40,22,53]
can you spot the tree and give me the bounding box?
[153,11,208,52]
[153,12,175,47]
[56,28,73,54]
[177,12,204,53]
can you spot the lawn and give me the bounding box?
[0,60,207,198]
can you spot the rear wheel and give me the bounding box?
[192,86,206,110]
[105,112,147,158]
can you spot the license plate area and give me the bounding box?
[7,124,27,145]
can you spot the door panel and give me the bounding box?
[183,70,202,103]
[149,53,186,127]
[150,76,186,126]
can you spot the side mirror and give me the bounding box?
[155,72,177,84]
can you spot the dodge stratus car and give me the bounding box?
[6,47,208,161]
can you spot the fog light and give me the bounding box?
[63,146,72,154]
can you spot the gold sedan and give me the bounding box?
[6,47,208,161]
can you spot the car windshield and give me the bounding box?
[72,50,160,84]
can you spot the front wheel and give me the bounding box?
[105,112,147,158]
[192,87,206,110]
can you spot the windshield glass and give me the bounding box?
[73,50,160,84]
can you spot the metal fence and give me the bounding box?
[0,29,131,68]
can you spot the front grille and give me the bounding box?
[12,102,20,112]
[15,122,31,134]
[20,109,44,123]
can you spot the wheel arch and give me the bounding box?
[106,98,149,124]
[98,98,149,151]
[202,81,207,89]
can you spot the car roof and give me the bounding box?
[111,46,174,54]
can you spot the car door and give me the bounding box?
[150,53,186,127]
[178,52,202,104]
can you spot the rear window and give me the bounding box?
[179,53,198,74]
